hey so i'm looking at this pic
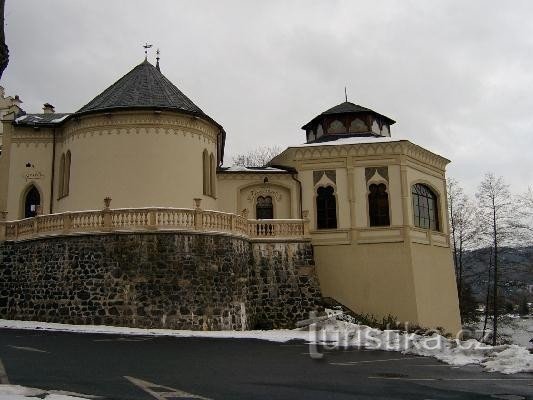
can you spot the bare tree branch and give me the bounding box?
[0,0,9,80]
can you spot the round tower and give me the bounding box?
[54,59,225,212]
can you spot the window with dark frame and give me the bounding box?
[411,183,439,231]
[256,196,273,219]
[368,183,390,226]
[316,186,337,229]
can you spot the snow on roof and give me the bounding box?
[220,166,288,173]
[15,114,28,122]
[290,136,405,148]
[51,114,70,123]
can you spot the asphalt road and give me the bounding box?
[0,328,531,400]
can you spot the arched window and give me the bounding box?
[58,153,65,197]
[64,150,71,196]
[412,183,439,231]
[368,183,390,226]
[328,119,345,134]
[316,186,337,229]
[202,150,210,195]
[210,153,216,197]
[256,196,273,219]
[24,185,40,218]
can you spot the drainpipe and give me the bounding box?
[50,128,56,214]
[270,164,303,219]
[290,171,303,219]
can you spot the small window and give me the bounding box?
[316,186,337,229]
[256,196,273,219]
[412,184,439,231]
[369,183,390,226]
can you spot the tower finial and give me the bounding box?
[156,49,160,71]
[344,86,348,102]
[143,42,153,60]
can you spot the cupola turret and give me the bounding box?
[302,101,395,143]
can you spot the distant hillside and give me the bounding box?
[462,246,533,302]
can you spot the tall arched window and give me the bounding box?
[210,153,216,197]
[64,150,71,196]
[24,185,40,218]
[412,183,439,231]
[256,196,273,219]
[316,186,337,229]
[368,183,390,226]
[202,150,210,195]
[58,153,65,197]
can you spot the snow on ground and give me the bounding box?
[0,318,531,375]
[0,384,95,400]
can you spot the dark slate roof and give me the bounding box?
[14,112,71,126]
[322,102,373,115]
[77,59,206,116]
[302,101,395,130]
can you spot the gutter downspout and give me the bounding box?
[269,164,303,219]
[290,171,303,219]
[50,128,56,214]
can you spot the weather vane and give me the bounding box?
[143,42,153,60]
[344,86,348,102]
[156,49,161,71]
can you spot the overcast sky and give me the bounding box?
[2,0,532,194]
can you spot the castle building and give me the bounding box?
[0,58,461,333]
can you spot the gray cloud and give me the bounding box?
[3,0,532,194]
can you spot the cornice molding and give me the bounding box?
[216,173,292,181]
[292,140,449,171]
[60,113,218,144]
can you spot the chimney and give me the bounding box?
[43,103,55,114]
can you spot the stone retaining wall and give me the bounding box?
[0,232,322,330]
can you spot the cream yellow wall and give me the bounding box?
[314,242,420,323]
[2,124,54,219]
[410,243,462,331]
[217,173,299,218]
[53,111,219,212]
[270,140,461,333]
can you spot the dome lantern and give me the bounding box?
[301,101,395,143]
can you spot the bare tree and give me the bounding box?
[0,0,8,79]
[476,173,517,345]
[232,146,283,167]
[447,178,479,323]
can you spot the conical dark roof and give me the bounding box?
[76,59,206,117]
[302,101,395,130]
[321,101,373,115]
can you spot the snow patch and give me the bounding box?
[292,136,405,147]
[0,385,95,400]
[50,115,69,123]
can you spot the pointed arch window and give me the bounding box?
[316,186,337,229]
[412,183,439,231]
[368,183,390,226]
[256,196,273,219]
[58,153,65,198]
[202,149,210,195]
[64,150,71,196]
[210,153,216,197]
[24,185,40,218]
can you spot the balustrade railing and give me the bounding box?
[0,207,308,242]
